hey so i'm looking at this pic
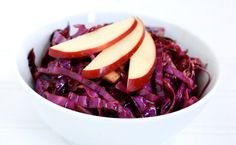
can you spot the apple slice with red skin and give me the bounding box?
[127,31,156,92]
[48,17,137,58]
[82,18,145,79]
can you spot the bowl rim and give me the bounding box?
[15,11,221,122]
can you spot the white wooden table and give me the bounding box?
[0,0,235,145]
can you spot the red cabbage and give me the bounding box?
[84,86,99,98]
[154,45,165,97]
[27,49,37,79]
[44,92,75,109]
[71,24,89,38]
[51,31,67,46]
[164,64,195,89]
[139,88,162,103]
[146,26,165,37]
[132,96,157,117]
[50,24,70,46]
[115,80,127,93]
[28,22,210,118]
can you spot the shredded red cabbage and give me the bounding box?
[27,23,210,118]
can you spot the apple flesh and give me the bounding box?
[48,17,137,58]
[127,31,156,92]
[103,71,121,84]
[82,18,145,79]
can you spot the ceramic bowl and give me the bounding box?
[15,12,220,145]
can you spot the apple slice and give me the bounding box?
[82,18,145,79]
[48,17,137,58]
[127,31,156,92]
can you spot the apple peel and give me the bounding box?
[127,31,156,92]
[49,17,137,58]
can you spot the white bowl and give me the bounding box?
[15,12,220,145]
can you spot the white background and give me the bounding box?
[0,0,236,145]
